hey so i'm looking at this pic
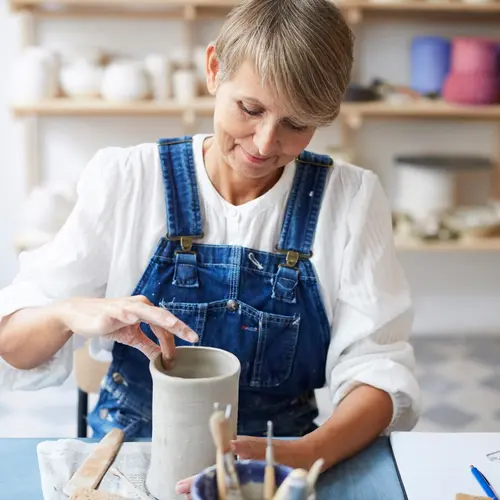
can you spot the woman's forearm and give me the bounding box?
[0,304,72,370]
[298,385,393,469]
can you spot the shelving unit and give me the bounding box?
[12,98,500,121]
[9,0,500,253]
[10,0,500,22]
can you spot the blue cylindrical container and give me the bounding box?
[192,460,293,500]
[411,36,451,95]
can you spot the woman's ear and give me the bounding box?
[206,44,219,96]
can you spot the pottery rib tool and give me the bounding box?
[69,488,129,500]
[263,421,276,500]
[306,458,324,496]
[271,469,308,500]
[63,428,125,498]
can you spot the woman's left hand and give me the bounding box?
[175,437,313,497]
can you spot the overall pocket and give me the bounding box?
[160,300,208,346]
[159,300,300,389]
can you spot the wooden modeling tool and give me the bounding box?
[69,489,129,500]
[282,472,309,500]
[63,428,124,498]
[211,408,228,500]
[456,495,491,500]
[264,421,276,500]
[272,469,308,500]
[210,404,242,500]
[306,458,324,496]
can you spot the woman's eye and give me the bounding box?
[239,102,261,116]
[287,122,308,132]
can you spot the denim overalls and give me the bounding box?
[88,136,332,439]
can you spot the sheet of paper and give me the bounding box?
[390,432,500,500]
[37,439,153,500]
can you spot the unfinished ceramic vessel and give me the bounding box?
[146,346,241,500]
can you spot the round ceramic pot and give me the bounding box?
[146,347,241,500]
[450,38,497,75]
[192,460,293,500]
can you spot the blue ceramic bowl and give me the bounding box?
[192,460,293,500]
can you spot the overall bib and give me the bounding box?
[88,136,332,439]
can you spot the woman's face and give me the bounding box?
[206,46,316,181]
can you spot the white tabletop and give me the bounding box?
[391,432,500,499]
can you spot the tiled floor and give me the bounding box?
[2,337,500,437]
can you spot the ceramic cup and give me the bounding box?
[146,346,241,500]
[192,460,293,500]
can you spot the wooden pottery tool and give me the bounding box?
[306,458,324,496]
[209,406,242,500]
[272,469,308,500]
[210,408,229,500]
[456,495,491,500]
[69,488,129,500]
[63,428,125,497]
[264,421,276,500]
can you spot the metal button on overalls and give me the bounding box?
[112,372,125,384]
[226,299,239,312]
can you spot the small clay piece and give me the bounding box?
[146,347,241,500]
[69,488,129,500]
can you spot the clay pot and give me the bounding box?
[450,38,497,75]
[443,72,498,105]
[146,347,241,500]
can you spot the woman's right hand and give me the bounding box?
[55,295,198,367]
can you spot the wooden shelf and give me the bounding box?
[11,97,217,117]
[12,98,500,121]
[10,0,500,19]
[342,101,500,126]
[395,237,500,252]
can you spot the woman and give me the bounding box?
[0,0,419,479]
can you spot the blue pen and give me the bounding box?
[470,465,500,500]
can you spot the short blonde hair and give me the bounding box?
[214,0,354,127]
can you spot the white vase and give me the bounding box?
[144,54,172,101]
[11,46,59,102]
[173,68,198,103]
[146,347,240,500]
[101,59,151,102]
[60,59,104,98]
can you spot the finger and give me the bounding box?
[111,326,161,360]
[230,437,266,460]
[175,476,195,495]
[150,324,176,369]
[126,301,198,343]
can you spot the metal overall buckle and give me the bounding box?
[167,233,204,254]
[275,247,313,269]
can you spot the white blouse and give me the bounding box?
[0,134,420,431]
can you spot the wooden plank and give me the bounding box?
[342,101,500,120]
[12,98,500,120]
[10,0,500,17]
[11,97,216,117]
[395,237,500,252]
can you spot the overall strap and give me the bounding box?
[272,151,333,304]
[157,136,203,288]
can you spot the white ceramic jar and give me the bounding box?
[172,68,198,103]
[11,46,59,102]
[144,54,172,101]
[60,59,104,98]
[101,59,151,102]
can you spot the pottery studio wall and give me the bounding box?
[2,7,500,336]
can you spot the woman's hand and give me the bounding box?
[55,295,198,366]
